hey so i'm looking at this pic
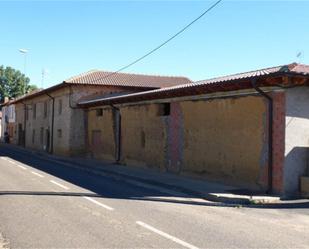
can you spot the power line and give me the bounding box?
[95,0,223,81]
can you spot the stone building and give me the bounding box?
[10,70,191,156]
[79,63,309,197]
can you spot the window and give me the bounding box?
[57,129,62,138]
[40,127,44,144]
[44,101,48,118]
[58,99,62,115]
[96,109,103,117]
[158,103,170,116]
[33,104,36,119]
[32,129,35,144]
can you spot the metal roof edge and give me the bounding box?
[77,71,309,108]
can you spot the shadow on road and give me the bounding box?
[1,145,309,210]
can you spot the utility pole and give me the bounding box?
[19,49,28,94]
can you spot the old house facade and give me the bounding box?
[1,99,16,143]
[10,70,191,156]
[79,63,309,197]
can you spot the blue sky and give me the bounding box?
[1,0,309,88]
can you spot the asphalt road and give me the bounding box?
[0,146,309,248]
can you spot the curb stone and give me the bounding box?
[1,143,284,206]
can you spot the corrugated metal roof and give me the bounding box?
[78,63,309,107]
[64,70,192,88]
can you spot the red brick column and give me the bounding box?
[271,91,286,193]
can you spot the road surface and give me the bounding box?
[0,145,309,248]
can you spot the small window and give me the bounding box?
[33,104,36,119]
[44,101,48,118]
[58,99,62,115]
[32,129,35,144]
[158,103,170,116]
[57,129,62,138]
[96,109,103,117]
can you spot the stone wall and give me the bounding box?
[17,84,135,156]
[23,94,54,152]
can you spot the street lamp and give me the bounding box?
[18,49,28,94]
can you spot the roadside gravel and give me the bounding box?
[0,232,9,249]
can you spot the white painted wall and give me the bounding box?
[284,86,309,196]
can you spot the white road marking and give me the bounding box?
[136,221,199,249]
[31,171,44,178]
[16,164,27,170]
[50,180,69,190]
[83,196,114,211]
[2,157,27,170]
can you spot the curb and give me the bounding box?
[1,144,282,206]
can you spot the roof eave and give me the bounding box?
[78,72,309,108]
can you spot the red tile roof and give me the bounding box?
[64,70,192,88]
[78,63,309,107]
[11,70,191,104]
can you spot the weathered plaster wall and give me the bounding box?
[86,95,269,189]
[15,103,25,145]
[284,86,309,196]
[87,107,116,161]
[180,96,268,189]
[120,104,167,170]
[69,85,134,156]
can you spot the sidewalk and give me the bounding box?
[2,143,307,207]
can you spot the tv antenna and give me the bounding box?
[296,51,304,63]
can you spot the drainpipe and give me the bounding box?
[46,93,55,154]
[251,79,273,194]
[109,104,121,162]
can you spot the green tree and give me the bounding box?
[0,65,37,102]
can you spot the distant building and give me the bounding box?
[10,70,191,156]
[0,98,16,143]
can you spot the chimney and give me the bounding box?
[4,97,9,103]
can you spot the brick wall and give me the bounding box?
[271,91,286,193]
